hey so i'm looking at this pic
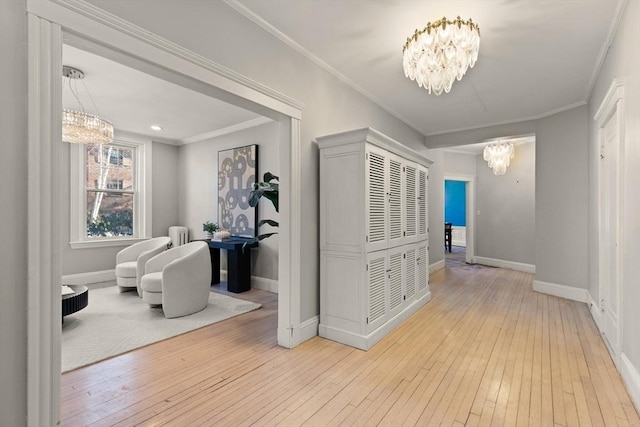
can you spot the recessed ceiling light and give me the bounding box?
[150,125,163,131]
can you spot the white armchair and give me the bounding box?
[115,237,173,295]
[140,241,212,318]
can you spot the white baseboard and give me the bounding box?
[292,316,319,347]
[219,270,278,293]
[621,353,640,414]
[252,276,278,293]
[429,259,445,273]
[62,269,115,286]
[474,256,536,274]
[319,292,431,350]
[589,297,603,330]
[533,280,590,303]
[451,239,466,247]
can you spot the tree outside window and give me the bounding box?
[85,143,135,238]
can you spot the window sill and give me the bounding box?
[69,238,148,249]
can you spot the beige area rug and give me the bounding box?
[61,285,261,373]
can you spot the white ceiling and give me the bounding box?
[234,0,620,136]
[62,45,264,143]
[63,1,621,142]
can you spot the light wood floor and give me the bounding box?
[61,266,640,426]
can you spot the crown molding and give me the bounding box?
[46,0,304,115]
[223,0,425,136]
[425,101,586,138]
[585,0,628,101]
[443,148,478,156]
[181,116,273,145]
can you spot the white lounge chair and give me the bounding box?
[115,237,172,295]
[140,241,212,318]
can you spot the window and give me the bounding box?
[109,148,124,165]
[70,134,152,248]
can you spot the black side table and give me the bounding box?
[198,238,259,293]
[62,285,89,322]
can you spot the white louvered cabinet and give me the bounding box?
[318,128,432,350]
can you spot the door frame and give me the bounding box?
[594,77,625,366]
[26,1,304,425]
[443,174,476,264]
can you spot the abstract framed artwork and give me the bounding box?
[218,144,258,237]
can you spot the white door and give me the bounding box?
[405,245,417,303]
[388,154,404,246]
[405,163,418,243]
[366,146,388,253]
[417,166,428,239]
[416,241,429,297]
[366,250,388,333]
[599,110,621,360]
[388,246,405,317]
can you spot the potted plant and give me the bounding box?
[202,221,220,240]
[248,172,279,243]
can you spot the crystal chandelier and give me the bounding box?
[62,66,114,144]
[483,142,514,175]
[402,16,480,95]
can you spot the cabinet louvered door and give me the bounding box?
[405,246,417,302]
[388,155,404,246]
[417,241,429,296]
[405,163,417,242]
[418,166,428,238]
[366,146,388,252]
[388,246,405,317]
[366,251,388,333]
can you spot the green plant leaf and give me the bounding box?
[258,219,279,227]
[264,172,279,183]
[262,191,278,212]
[257,232,278,240]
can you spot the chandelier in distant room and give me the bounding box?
[402,16,480,95]
[62,65,114,144]
[483,141,515,175]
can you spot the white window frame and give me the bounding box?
[70,132,152,248]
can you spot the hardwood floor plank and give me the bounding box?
[59,266,640,426]
[549,297,568,426]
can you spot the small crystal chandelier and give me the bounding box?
[483,142,514,175]
[402,16,480,95]
[62,66,114,144]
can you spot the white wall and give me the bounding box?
[443,143,536,267]
[588,0,640,403]
[535,106,589,288]
[444,150,476,176]
[152,142,180,237]
[178,121,279,281]
[426,107,588,288]
[425,148,445,267]
[476,142,536,265]
[0,0,28,424]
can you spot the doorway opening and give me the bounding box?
[27,5,303,423]
[443,174,476,267]
[444,179,468,268]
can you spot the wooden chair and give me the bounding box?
[444,222,452,253]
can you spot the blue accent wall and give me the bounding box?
[445,180,466,226]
